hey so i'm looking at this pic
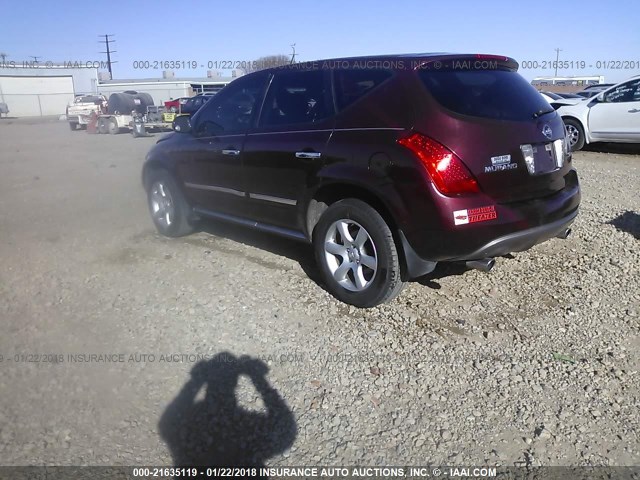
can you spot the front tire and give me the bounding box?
[69,122,78,131]
[146,170,195,237]
[313,199,404,308]
[564,118,585,151]
[97,118,109,134]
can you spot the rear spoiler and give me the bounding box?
[413,54,519,72]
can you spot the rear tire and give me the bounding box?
[313,199,404,308]
[563,118,585,151]
[108,119,119,135]
[146,170,195,237]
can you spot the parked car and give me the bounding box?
[575,84,616,99]
[575,90,600,99]
[142,53,580,307]
[541,91,582,100]
[555,92,584,99]
[558,76,640,150]
[582,83,615,91]
[164,97,191,113]
[180,94,214,115]
[540,91,583,108]
[66,94,107,130]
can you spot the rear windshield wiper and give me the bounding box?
[532,108,555,118]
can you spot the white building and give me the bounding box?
[0,61,235,117]
[0,62,99,117]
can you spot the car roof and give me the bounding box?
[259,53,517,73]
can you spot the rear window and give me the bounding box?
[334,69,393,110]
[419,70,551,121]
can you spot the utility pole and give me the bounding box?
[554,48,562,77]
[30,55,41,63]
[99,34,117,79]
[290,44,297,64]
[0,52,8,67]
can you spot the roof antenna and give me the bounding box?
[290,44,297,64]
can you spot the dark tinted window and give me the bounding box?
[334,69,393,110]
[193,73,268,136]
[260,70,331,127]
[419,70,552,121]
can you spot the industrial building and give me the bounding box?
[0,63,99,117]
[0,62,235,117]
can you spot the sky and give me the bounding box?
[1,0,639,83]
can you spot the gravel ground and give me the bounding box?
[0,120,638,468]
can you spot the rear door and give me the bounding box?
[242,69,334,229]
[587,78,640,141]
[416,61,570,202]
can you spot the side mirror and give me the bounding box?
[172,115,192,133]
[595,92,605,102]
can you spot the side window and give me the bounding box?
[604,79,640,103]
[334,69,393,110]
[260,70,331,127]
[193,73,268,136]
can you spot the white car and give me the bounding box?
[556,76,640,151]
[540,91,582,107]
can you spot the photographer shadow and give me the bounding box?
[159,352,297,469]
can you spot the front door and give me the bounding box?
[588,78,640,141]
[177,72,270,217]
[242,69,334,229]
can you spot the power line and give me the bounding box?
[99,34,117,79]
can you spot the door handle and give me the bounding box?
[628,109,640,113]
[222,149,240,156]
[295,151,322,159]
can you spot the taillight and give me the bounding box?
[397,133,479,196]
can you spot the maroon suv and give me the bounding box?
[142,54,580,307]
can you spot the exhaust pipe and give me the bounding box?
[465,258,495,272]
[556,227,572,239]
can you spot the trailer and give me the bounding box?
[94,106,176,136]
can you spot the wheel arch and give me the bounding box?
[142,156,176,191]
[305,182,399,241]
[561,115,590,145]
[304,181,426,280]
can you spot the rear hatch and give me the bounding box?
[413,55,569,202]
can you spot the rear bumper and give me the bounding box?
[399,168,580,277]
[449,208,578,260]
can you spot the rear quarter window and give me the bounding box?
[334,69,394,110]
[419,70,551,121]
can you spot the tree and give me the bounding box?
[242,54,291,74]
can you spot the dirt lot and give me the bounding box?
[0,120,638,468]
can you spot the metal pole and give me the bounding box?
[554,48,562,77]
